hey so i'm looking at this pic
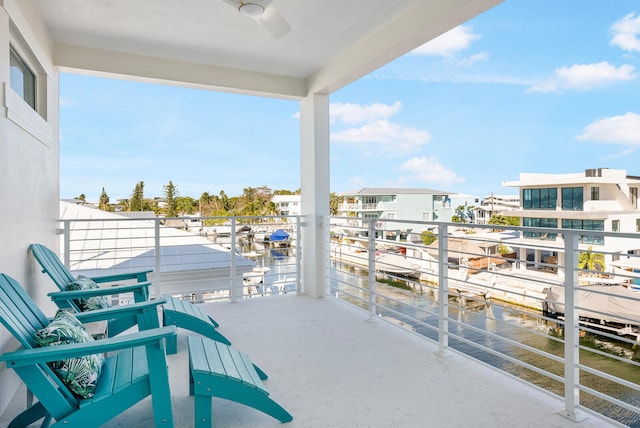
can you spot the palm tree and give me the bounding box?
[578,247,605,275]
[329,192,340,216]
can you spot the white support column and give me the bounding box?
[300,93,330,298]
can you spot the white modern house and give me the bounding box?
[336,187,454,237]
[473,193,520,224]
[271,194,301,218]
[1,0,507,417]
[502,168,640,270]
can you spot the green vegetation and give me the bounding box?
[488,215,520,226]
[578,246,605,272]
[99,188,110,211]
[163,181,178,217]
[420,230,437,246]
[92,182,305,218]
[377,277,412,291]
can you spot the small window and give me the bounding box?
[636,219,640,233]
[9,45,36,110]
[591,187,599,201]
[612,220,620,233]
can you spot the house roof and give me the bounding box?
[340,187,451,197]
[30,0,503,98]
[59,201,254,276]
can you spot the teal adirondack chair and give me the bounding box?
[0,273,176,427]
[30,243,233,353]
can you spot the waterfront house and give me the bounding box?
[502,168,640,271]
[473,193,520,224]
[271,194,301,218]
[336,187,454,238]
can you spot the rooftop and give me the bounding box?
[1,295,613,427]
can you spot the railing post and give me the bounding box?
[154,219,161,300]
[367,220,377,321]
[559,231,588,422]
[230,217,239,303]
[436,225,449,357]
[62,220,71,269]
[296,216,302,295]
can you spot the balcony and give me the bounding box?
[2,212,640,426]
[0,295,612,427]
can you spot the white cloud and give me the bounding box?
[330,101,402,124]
[457,52,489,66]
[331,120,430,155]
[577,112,640,145]
[528,62,636,92]
[611,13,640,52]
[330,101,430,156]
[411,25,480,57]
[399,156,463,187]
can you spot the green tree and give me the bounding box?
[99,187,110,211]
[77,194,86,202]
[163,180,178,217]
[421,230,437,245]
[129,181,145,211]
[219,190,230,211]
[176,196,196,215]
[199,192,212,216]
[330,192,340,216]
[578,247,605,273]
[488,215,520,226]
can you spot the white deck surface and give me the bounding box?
[1,295,615,427]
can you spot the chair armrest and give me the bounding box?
[0,326,177,368]
[48,282,151,300]
[90,270,153,284]
[70,298,166,324]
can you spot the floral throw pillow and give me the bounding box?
[65,275,112,311]
[34,310,105,398]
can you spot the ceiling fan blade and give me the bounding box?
[258,5,292,39]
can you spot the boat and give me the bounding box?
[542,284,640,340]
[243,266,271,286]
[330,241,420,278]
[267,229,291,247]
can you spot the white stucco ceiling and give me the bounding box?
[32,0,502,98]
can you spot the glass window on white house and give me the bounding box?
[636,218,640,233]
[591,187,599,201]
[9,45,36,110]
[612,219,620,232]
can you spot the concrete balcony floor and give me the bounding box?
[2,294,613,427]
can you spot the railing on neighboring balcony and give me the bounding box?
[329,217,640,427]
[58,215,302,303]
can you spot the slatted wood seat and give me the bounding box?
[163,295,230,353]
[0,273,176,427]
[188,336,292,428]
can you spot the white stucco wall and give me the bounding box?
[0,0,59,414]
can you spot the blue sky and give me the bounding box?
[60,1,640,203]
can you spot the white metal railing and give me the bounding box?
[329,216,640,426]
[58,212,640,425]
[59,215,302,302]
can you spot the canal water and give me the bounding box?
[250,249,640,426]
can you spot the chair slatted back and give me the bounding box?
[30,244,76,291]
[0,274,50,348]
[0,273,79,413]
